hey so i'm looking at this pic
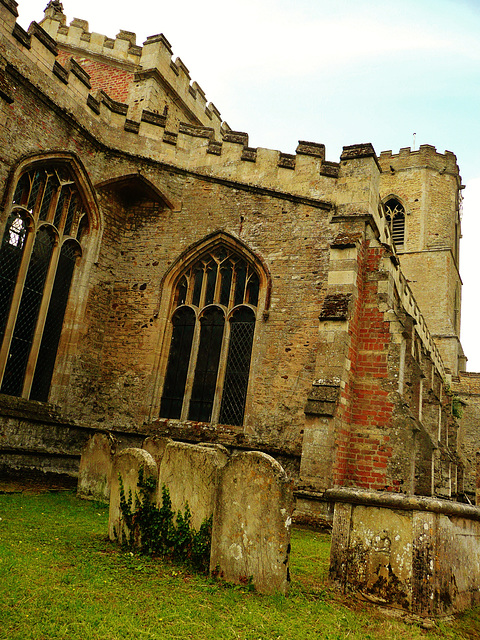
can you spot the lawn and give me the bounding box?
[0,490,479,639]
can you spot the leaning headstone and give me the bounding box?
[142,436,171,468]
[108,448,157,543]
[77,432,116,503]
[210,451,293,594]
[157,441,228,530]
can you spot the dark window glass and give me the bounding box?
[205,262,218,305]
[246,273,259,307]
[192,268,203,306]
[64,194,77,236]
[174,276,188,307]
[39,174,58,221]
[27,170,44,211]
[219,261,233,306]
[234,262,247,307]
[13,174,29,206]
[385,198,405,249]
[30,241,79,401]
[1,227,55,396]
[0,214,28,345]
[219,307,255,426]
[188,307,225,422]
[159,246,261,425]
[160,307,196,419]
[54,186,68,228]
[1,165,90,401]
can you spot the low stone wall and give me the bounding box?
[327,488,480,617]
[0,396,147,479]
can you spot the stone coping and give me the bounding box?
[324,487,480,520]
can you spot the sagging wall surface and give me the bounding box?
[0,0,466,495]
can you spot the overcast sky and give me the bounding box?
[14,0,480,371]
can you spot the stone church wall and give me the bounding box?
[0,0,470,502]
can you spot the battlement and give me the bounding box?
[389,257,447,379]
[0,0,346,202]
[8,0,460,221]
[37,1,224,135]
[379,144,461,180]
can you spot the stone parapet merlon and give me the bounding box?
[38,4,225,136]
[378,145,461,183]
[1,0,341,201]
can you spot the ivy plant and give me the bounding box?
[118,468,212,573]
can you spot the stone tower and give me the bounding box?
[378,145,464,376]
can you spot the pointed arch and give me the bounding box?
[151,231,270,426]
[95,174,181,211]
[159,231,271,315]
[2,152,102,235]
[383,196,406,250]
[0,154,100,401]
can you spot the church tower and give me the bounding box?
[378,145,464,376]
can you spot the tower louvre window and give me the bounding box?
[385,198,405,250]
[0,164,89,401]
[159,244,260,426]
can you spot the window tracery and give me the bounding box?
[384,198,405,249]
[0,164,89,401]
[160,246,260,426]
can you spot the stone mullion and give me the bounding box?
[180,311,201,421]
[22,230,61,398]
[210,314,230,423]
[0,217,36,387]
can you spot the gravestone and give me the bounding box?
[157,441,228,530]
[108,448,157,543]
[77,432,116,503]
[142,436,171,468]
[210,451,293,594]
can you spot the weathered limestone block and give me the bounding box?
[476,451,480,506]
[142,435,171,467]
[304,382,340,416]
[108,448,157,543]
[210,451,293,594]
[157,441,228,530]
[327,488,480,616]
[77,432,116,503]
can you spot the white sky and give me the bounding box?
[14,0,480,371]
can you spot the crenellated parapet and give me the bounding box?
[38,4,225,135]
[0,0,456,248]
[379,145,461,182]
[0,0,344,202]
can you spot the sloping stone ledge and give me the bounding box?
[324,487,480,520]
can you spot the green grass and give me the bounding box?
[0,491,479,639]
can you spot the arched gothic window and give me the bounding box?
[384,198,405,250]
[0,164,89,401]
[160,246,260,426]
